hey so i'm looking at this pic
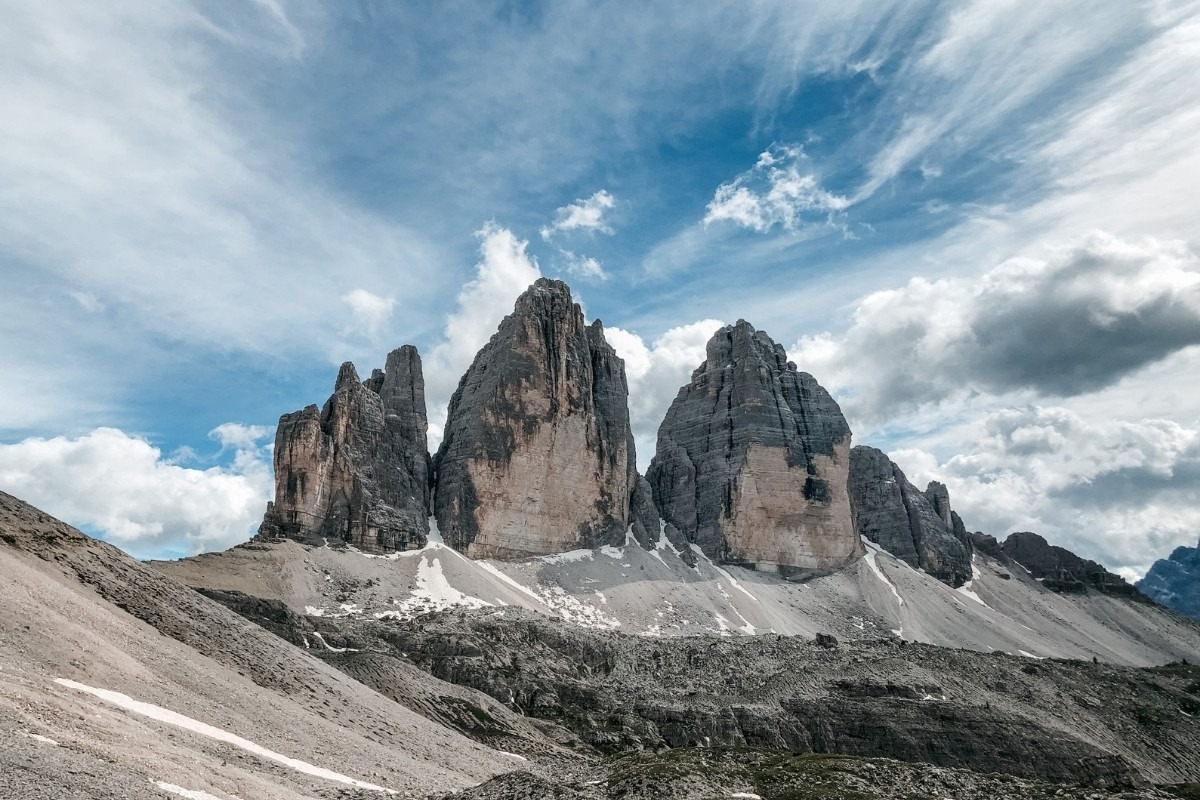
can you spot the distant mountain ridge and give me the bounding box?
[1139,540,1200,619]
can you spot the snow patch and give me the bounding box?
[1018,650,1047,660]
[375,555,494,620]
[861,539,904,607]
[534,585,621,629]
[498,751,527,761]
[956,555,990,608]
[730,794,763,799]
[599,544,624,559]
[54,679,396,793]
[311,631,359,653]
[154,782,228,800]
[537,549,594,565]
[18,732,59,746]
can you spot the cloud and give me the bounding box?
[541,190,617,240]
[557,250,609,282]
[341,289,396,337]
[0,1,438,374]
[606,319,724,470]
[704,145,849,233]
[893,405,1200,579]
[791,232,1200,420]
[0,425,274,559]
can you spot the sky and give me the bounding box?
[2,1,1200,578]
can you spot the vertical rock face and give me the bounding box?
[258,346,432,553]
[847,446,973,587]
[647,320,861,577]
[1138,541,1200,619]
[433,279,638,558]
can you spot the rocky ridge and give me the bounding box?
[848,446,973,587]
[648,320,862,577]
[258,346,432,554]
[253,278,1153,603]
[1139,540,1200,619]
[997,531,1149,600]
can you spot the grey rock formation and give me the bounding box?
[847,446,973,587]
[1138,541,1200,619]
[647,320,861,577]
[1002,531,1148,601]
[433,279,639,558]
[258,346,432,553]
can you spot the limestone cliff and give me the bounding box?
[647,320,861,576]
[258,346,431,553]
[433,279,639,558]
[847,446,973,587]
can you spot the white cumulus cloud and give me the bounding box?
[541,189,617,240]
[892,406,1200,580]
[704,145,849,233]
[557,250,609,282]
[791,232,1200,422]
[0,425,274,559]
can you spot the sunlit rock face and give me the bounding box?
[847,446,973,587]
[433,279,638,558]
[647,320,862,577]
[258,346,432,553]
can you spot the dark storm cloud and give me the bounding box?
[794,233,1200,419]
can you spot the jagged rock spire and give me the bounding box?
[258,345,432,553]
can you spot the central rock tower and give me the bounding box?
[647,320,862,576]
[433,279,638,558]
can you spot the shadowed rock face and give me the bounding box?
[433,279,638,558]
[848,447,973,587]
[258,346,431,553]
[647,320,861,577]
[1138,541,1200,619]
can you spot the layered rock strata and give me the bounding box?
[847,447,973,587]
[258,346,432,553]
[647,320,861,576]
[433,279,639,558]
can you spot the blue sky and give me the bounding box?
[3,1,1200,575]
